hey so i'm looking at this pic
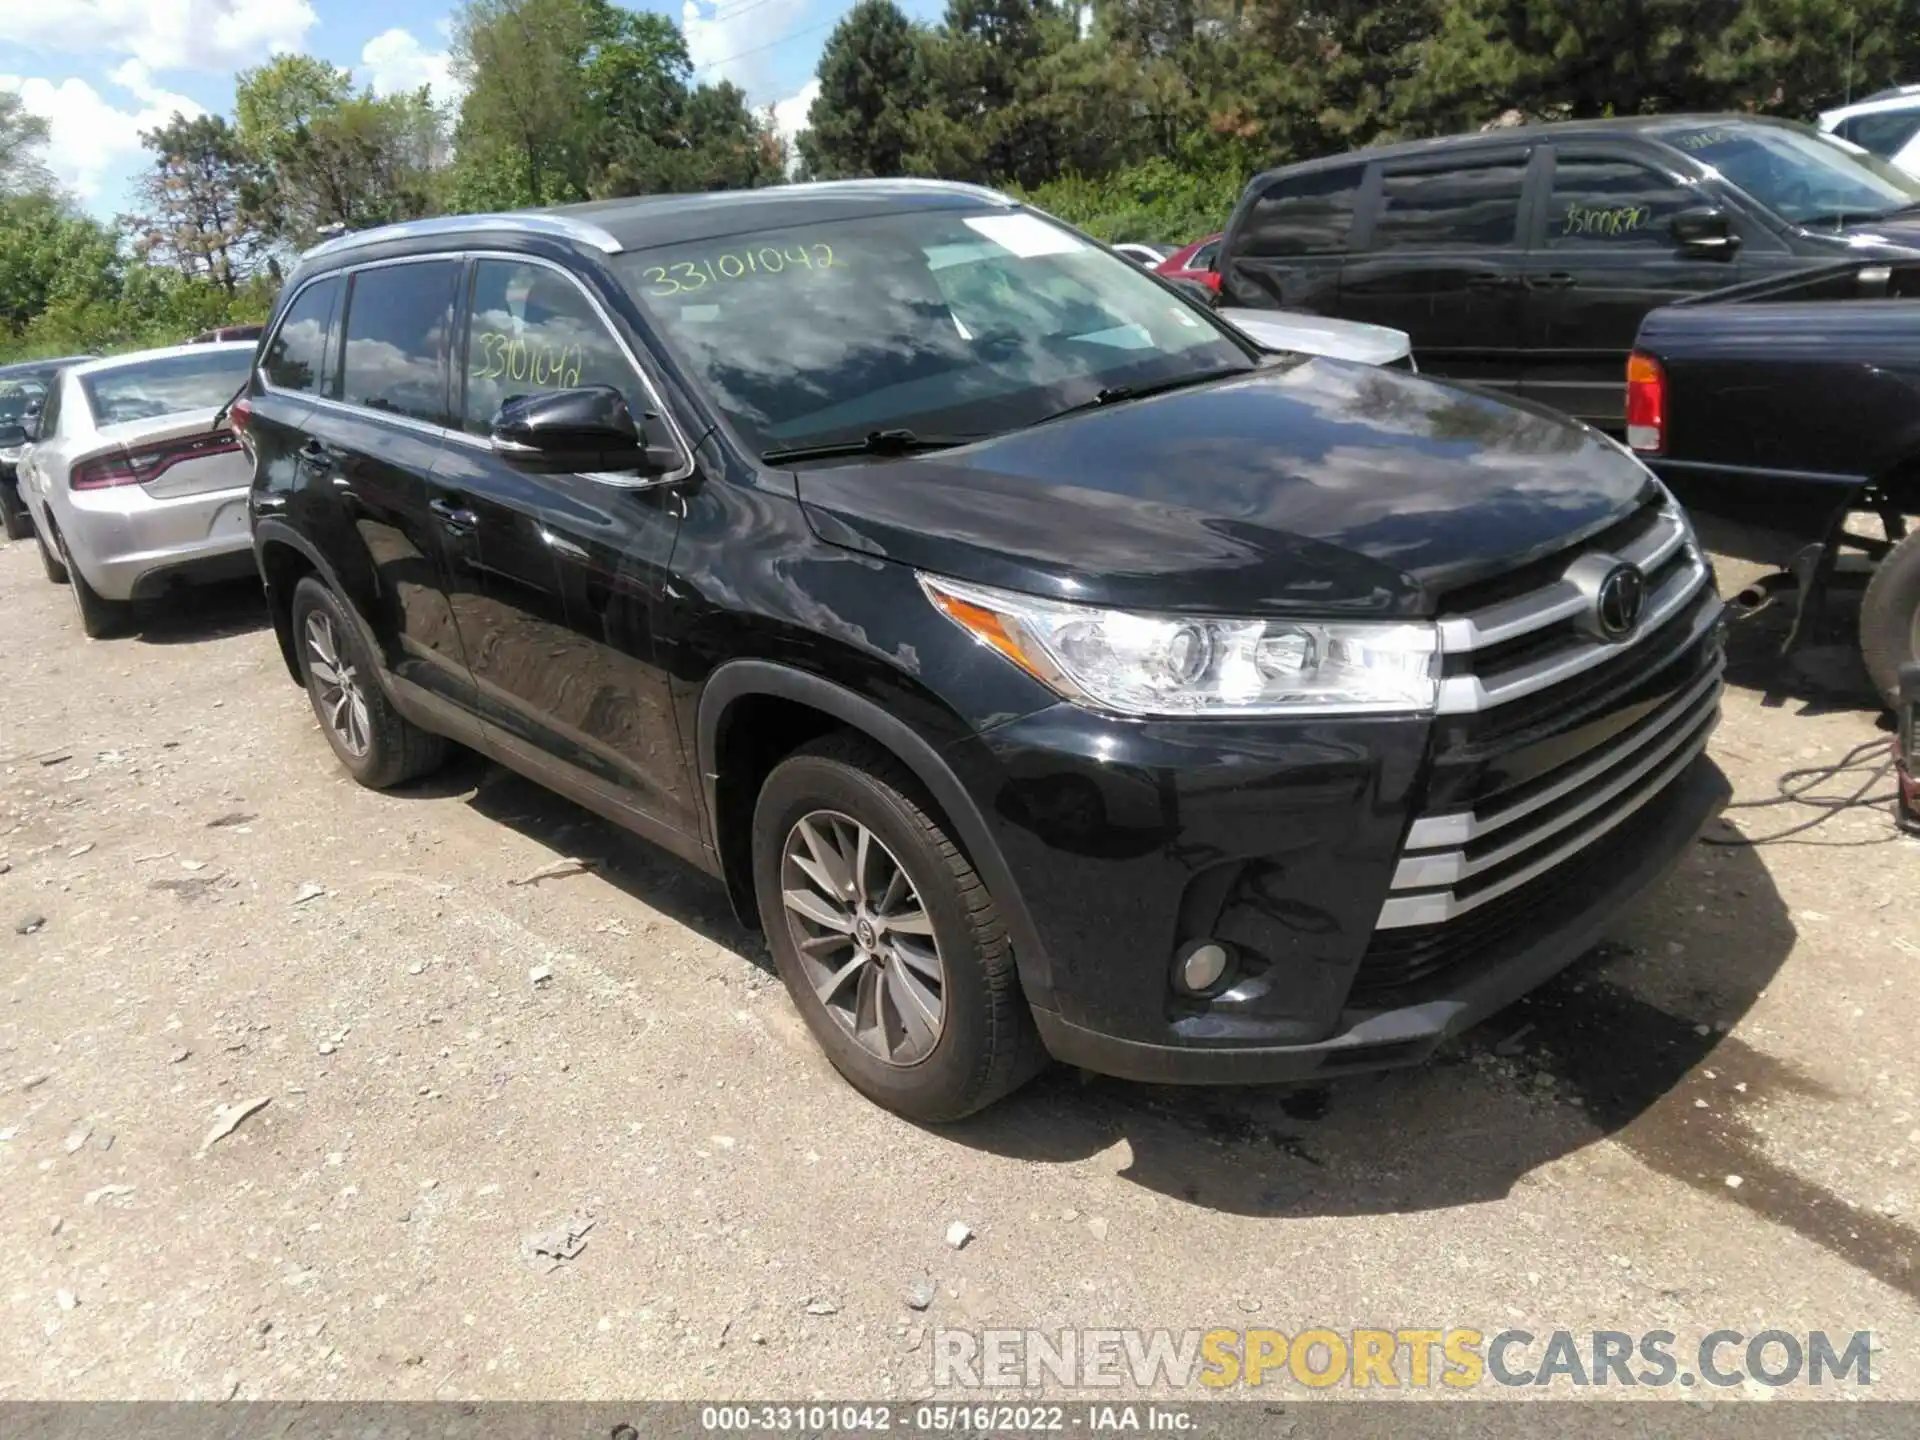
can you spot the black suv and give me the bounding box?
[1216,115,1920,430]
[238,181,1727,1120]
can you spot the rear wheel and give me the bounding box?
[751,732,1044,1121]
[290,575,447,788]
[0,484,30,541]
[1860,528,1920,709]
[34,525,66,584]
[56,531,130,639]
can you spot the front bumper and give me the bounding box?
[1030,756,1727,1083]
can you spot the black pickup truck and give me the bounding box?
[1630,258,1920,704]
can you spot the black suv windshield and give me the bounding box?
[614,207,1252,458]
[1664,121,1920,225]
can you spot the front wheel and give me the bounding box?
[751,733,1044,1121]
[289,576,447,788]
[1860,528,1920,709]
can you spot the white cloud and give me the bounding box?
[0,0,316,74]
[361,27,460,105]
[772,77,819,148]
[681,0,816,100]
[0,67,203,201]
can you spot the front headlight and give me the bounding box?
[920,574,1439,717]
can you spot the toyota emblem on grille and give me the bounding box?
[1563,552,1647,643]
[1595,564,1645,639]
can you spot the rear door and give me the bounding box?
[1218,162,1364,313]
[294,258,477,720]
[1336,148,1534,389]
[1519,147,1743,428]
[428,253,699,840]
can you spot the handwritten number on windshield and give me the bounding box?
[644,244,842,296]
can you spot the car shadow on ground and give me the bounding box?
[390,717,1914,1303]
[1722,585,1887,721]
[130,577,272,645]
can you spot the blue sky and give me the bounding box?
[0,0,946,221]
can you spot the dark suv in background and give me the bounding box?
[237,182,1726,1120]
[1217,115,1920,429]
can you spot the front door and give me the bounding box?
[1336,149,1533,390]
[431,254,698,839]
[1519,148,1744,429]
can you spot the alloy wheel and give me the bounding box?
[779,809,947,1066]
[305,610,371,758]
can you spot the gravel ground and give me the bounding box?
[0,537,1916,1403]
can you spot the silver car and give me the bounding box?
[19,343,257,637]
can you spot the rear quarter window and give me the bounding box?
[1236,164,1365,257]
[262,276,341,393]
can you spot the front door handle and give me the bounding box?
[1528,271,1577,290]
[429,496,479,536]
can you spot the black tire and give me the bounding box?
[56,531,131,639]
[751,731,1045,1121]
[35,524,67,584]
[1860,528,1920,710]
[289,575,447,789]
[0,483,30,541]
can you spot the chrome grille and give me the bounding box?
[1376,492,1723,934]
[1434,497,1706,714]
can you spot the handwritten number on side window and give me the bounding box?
[472,331,584,389]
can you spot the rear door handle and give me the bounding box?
[429,496,478,536]
[1529,272,1578,290]
[296,439,337,469]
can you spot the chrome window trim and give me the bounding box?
[303,212,623,262]
[451,249,694,488]
[258,248,695,490]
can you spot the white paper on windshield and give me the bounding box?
[963,214,1085,258]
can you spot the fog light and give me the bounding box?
[1175,940,1231,995]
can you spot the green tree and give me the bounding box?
[128,113,261,293]
[450,0,610,205]
[235,56,446,248]
[0,91,54,198]
[798,0,931,179]
[0,194,118,336]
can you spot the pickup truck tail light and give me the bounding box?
[1626,351,1665,454]
[70,430,243,490]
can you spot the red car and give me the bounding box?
[1155,232,1223,293]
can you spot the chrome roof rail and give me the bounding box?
[301,212,624,261]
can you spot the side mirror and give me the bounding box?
[1671,206,1740,258]
[489,385,683,478]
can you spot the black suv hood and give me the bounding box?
[794,360,1655,618]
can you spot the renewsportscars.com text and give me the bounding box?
[931,1327,1874,1391]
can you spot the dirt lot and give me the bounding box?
[0,537,1916,1403]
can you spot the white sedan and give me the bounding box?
[18,342,257,638]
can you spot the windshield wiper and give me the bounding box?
[210,381,247,432]
[1033,365,1251,426]
[760,428,978,464]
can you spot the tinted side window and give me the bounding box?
[1242,165,1364,256]
[461,260,643,435]
[1374,159,1527,249]
[262,277,340,393]
[340,261,461,425]
[1837,111,1920,160]
[1547,155,1700,247]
